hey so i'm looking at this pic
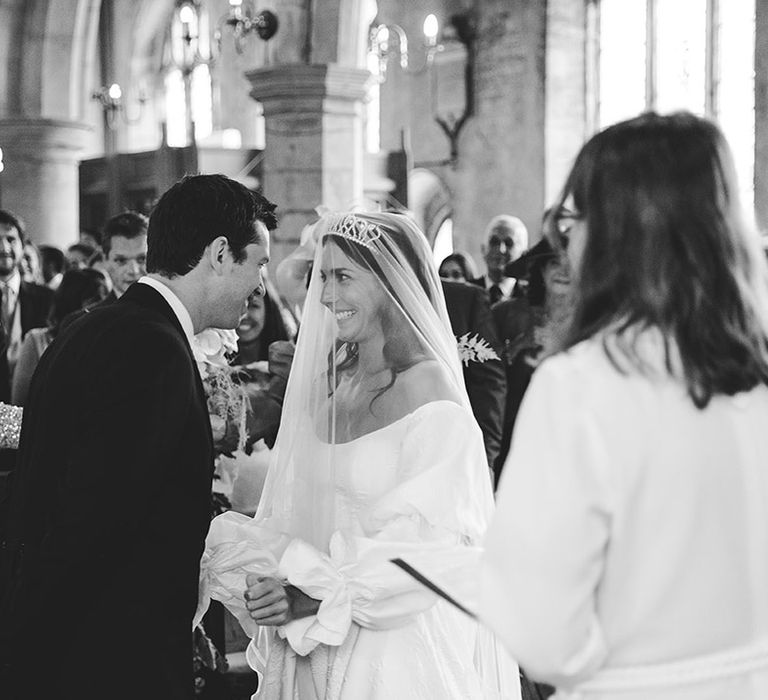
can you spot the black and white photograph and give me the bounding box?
[0,1,767,699]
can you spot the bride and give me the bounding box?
[197,211,520,698]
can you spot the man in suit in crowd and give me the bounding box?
[0,211,53,478]
[100,210,149,301]
[57,211,149,336]
[0,175,276,699]
[473,214,529,304]
[0,211,53,404]
[441,279,506,475]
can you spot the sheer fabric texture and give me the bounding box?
[198,212,519,698]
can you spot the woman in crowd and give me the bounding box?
[217,282,296,516]
[439,251,479,283]
[198,211,519,698]
[491,232,571,482]
[482,111,768,699]
[12,268,110,405]
[19,242,43,285]
[65,242,96,270]
[234,281,294,367]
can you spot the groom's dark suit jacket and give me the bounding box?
[0,283,213,700]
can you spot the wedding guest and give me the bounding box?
[87,249,114,294]
[38,245,65,290]
[101,211,148,300]
[19,243,43,285]
[439,251,479,283]
[442,279,506,474]
[198,211,520,699]
[57,212,148,335]
[491,233,571,483]
[474,215,528,304]
[79,227,102,252]
[234,280,293,366]
[65,242,95,270]
[0,210,53,404]
[11,269,110,406]
[218,282,296,517]
[482,112,768,699]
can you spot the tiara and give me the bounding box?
[325,214,382,250]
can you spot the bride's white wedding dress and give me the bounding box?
[199,400,520,699]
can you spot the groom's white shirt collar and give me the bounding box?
[137,276,195,347]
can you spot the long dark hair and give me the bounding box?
[323,213,436,410]
[48,269,110,337]
[439,251,478,280]
[552,111,768,407]
[237,285,292,362]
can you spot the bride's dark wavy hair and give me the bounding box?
[324,212,437,410]
[550,111,768,408]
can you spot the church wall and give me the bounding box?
[376,0,548,264]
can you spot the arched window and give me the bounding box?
[163,1,213,147]
[597,0,755,207]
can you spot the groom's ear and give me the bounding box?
[207,236,231,273]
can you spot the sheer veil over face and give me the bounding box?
[253,212,477,551]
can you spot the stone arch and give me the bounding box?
[0,0,103,121]
[408,167,453,246]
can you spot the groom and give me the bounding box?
[0,174,276,699]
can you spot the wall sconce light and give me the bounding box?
[215,0,279,54]
[91,83,147,130]
[370,12,476,166]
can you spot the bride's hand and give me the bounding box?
[244,574,320,626]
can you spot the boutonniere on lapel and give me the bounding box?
[191,328,249,453]
[456,333,500,367]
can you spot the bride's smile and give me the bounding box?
[319,240,387,344]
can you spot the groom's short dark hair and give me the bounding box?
[146,174,277,277]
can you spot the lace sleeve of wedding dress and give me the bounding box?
[0,402,23,449]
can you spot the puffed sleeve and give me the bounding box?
[278,401,494,655]
[480,351,625,687]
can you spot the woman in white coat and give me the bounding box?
[481,111,768,699]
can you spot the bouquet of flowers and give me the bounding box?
[191,328,250,455]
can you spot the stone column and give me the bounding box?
[246,64,371,266]
[0,118,92,247]
[450,0,548,260]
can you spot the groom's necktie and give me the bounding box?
[489,284,502,305]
